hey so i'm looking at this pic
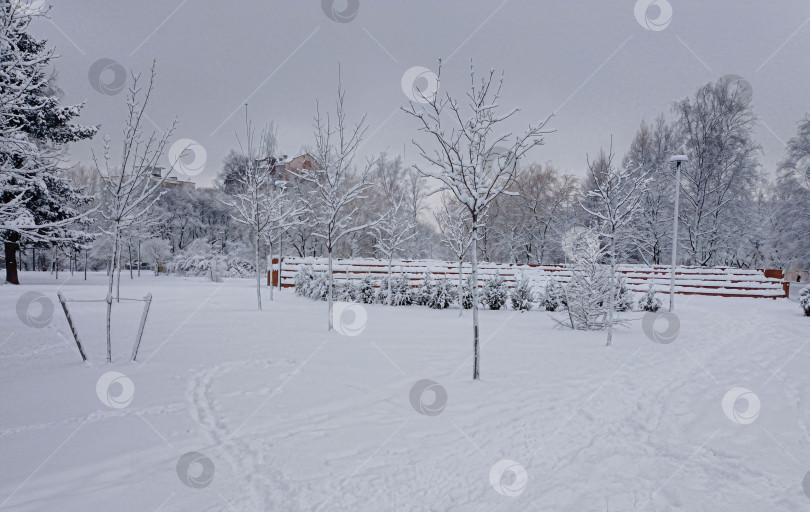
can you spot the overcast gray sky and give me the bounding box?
[32,0,810,185]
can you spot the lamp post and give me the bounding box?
[668,154,688,312]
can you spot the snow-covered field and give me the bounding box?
[1,272,809,511]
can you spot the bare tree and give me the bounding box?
[373,197,415,305]
[222,112,303,310]
[435,195,472,315]
[402,61,552,379]
[93,62,176,362]
[293,78,379,331]
[581,142,652,346]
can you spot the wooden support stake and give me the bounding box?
[131,293,152,362]
[57,292,87,362]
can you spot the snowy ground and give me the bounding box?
[1,271,809,511]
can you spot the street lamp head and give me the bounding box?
[669,154,688,163]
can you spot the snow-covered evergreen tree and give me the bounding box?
[542,277,566,311]
[510,274,535,311]
[1,2,98,284]
[403,61,551,379]
[481,274,508,310]
[799,286,810,317]
[637,284,662,312]
[613,275,633,312]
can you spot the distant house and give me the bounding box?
[254,153,320,187]
[285,153,319,172]
[148,166,196,190]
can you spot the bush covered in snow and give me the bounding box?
[294,265,315,296]
[377,274,414,306]
[460,276,474,309]
[800,286,810,316]
[541,278,566,311]
[510,275,535,311]
[356,275,379,304]
[166,250,254,280]
[481,274,508,310]
[637,284,662,312]
[613,275,633,312]
[414,272,456,309]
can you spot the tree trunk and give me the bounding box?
[606,233,616,347]
[106,229,119,363]
[115,246,121,302]
[386,255,393,306]
[129,242,134,279]
[53,244,58,280]
[4,234,20,284]
[471,217,480,380]
[278,231,284,291]
[268,239,274,301]
[458,257,463,317]
[327,248,334,331]
[137,241,141,277]
[84,249,88,280]
[255,229,262,311]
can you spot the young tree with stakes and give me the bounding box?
[293,78,380,331]
[93,62,177,363]
[581,142,652,346]
[402,61,552,379]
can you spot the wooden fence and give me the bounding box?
[268,257,788,299]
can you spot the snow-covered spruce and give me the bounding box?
[638,284,662,312]
[294,265,315,296]
[542,278,566,312]
[510,274,535,311]
[481,274,508,310]
[614,275,633,312]
[800,287,810,316]
[356,274,378,305]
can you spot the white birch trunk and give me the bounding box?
[327,249,334,331]
[471,219,480,380]
[255,229,262,311]
[606,234,616,347]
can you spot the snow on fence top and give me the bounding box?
[268,257,787,299]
